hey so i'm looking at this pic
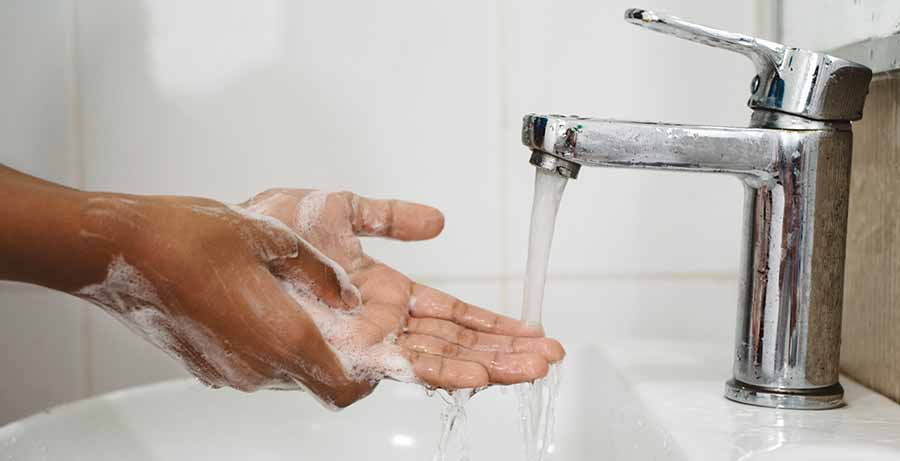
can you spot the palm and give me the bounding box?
[243,189,563,389]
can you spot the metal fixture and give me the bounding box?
[523,8,872,410]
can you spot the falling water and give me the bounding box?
[431,167,567,461]
[521,168,569,325]
[516,167,568,460]
[515,365,562,459]
[433,389,474,461]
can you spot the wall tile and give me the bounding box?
[782,0,900,51]
[75,0,502,279]
[501,0,751,277]
[0,283,86,425]
[0,0,80,187]
[505,275,739,347]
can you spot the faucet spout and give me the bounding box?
[522,111,855,410]
[522,114,789,178]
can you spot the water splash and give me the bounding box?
[433,388,474,461]
[515,364,562,460]
[430,168,568,460]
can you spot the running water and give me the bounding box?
[515,365,562,459]
[430,168,568,461]
[521,168,569,325]
[516,167,569,460]
[433,389,475,461]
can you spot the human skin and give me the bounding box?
[0,164,564,408]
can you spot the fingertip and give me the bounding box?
[428,207,445,238]
[544,338,566,363]
[529,357,551,380]
[411,353,488,390]
[454,362,490,389]
[394,202,445,241]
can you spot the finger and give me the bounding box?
[399,334,549,385]
[410,284,544,337]
[347,193,444,241]
[233,202,358,309]
[406,317,565,362]
[401,349,489,389]
[234,204,305,263]
[270,238,361,310]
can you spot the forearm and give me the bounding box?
[0,164,110,292]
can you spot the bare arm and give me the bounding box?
[0,164,109,290]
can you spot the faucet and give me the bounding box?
[522,9,872,410]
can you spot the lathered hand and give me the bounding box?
[0,165,563,409]
[242,189,565,392]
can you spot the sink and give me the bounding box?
[0,346,619,460]
[3,339,900,460]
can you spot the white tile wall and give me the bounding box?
[0,0,80,187]
[74,0,503,279]
[505,276,739,347]
[782,0,900,51]
[1,0,757,424]
[501,0,752,278]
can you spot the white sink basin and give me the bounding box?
[3,340,900,460]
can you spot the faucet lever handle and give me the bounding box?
[625,8,872,122]
[625,8,782,74]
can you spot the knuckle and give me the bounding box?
[456,328,478,348]
[451,300,469,321]
[441,342,460,357]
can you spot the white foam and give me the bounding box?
[176,316,272,390]
[76,255,164,314]
[281,279,415,386]
[294,190,327,235]
[243,190,291,216]
[228,204,301,263]
[75,256,266,390]
[75,257,185,369]
[230,204,361,306]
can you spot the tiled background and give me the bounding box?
[1,0,763,425]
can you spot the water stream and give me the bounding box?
[432,167,568,461]
[516,168,568,460]
[433,389,474,461]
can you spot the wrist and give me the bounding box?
[0,174,136,292]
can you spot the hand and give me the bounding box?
[72,190,563,408]
[242,189,564,389]
[74,193,375,407]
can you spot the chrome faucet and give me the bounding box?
[523,9,872,410]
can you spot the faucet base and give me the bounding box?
[724,379,844,410]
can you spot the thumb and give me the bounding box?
[347,193,445,241]
[233,205,360,310]
[270,237,361,310]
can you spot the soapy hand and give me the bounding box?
[241,189,565,393]
[46,187,562,408]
